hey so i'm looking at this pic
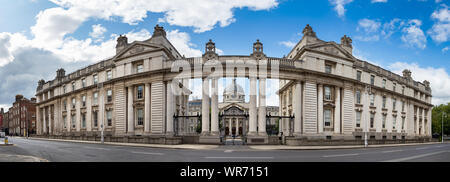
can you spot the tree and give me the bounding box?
[432,103,450,138]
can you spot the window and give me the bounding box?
[82,79,86,88]
[402,117,405,130]
[356,71,362,81]
[137,85,144,99]
[71,115,76,128]
[72,82,76,91]
[81,113,86,128]
[382,96,386,108]
[72,98,76,109]
[93,74,98,84]
[324,86,332,100]
[63,85,66,94]
[63,116,67,129]
[324,109,332,127]
[325,64,332,74]
[356,90,361,104]
[370,113,374,128]
[107,70,112,80]
[137,64,144,73]
[402,86,405,95]
[402,101,405,112]
[106,110,112,126]
[137,108,144,126]
[82,95,86,107]
[370,94,375,106]
[93,92,98,105]
[393,83,396,92]
[382,115,386,128]
[93,111,98,128]
[63,100,67,111]
[382,79,386,88]
[107,89,112,102]
[393,98,397,110]
[356,111,361,128]
[370,75,375,85]
[393,116,396,129]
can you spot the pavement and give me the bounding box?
[1,136,449,162]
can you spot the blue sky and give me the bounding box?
[0,0,449,110]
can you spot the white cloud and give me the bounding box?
[371,0,388,3]
[167,30,202,57]
[279,41,296,48]
[49,0,279,33]
[428,5,450,43]
[89,24,107,42]
[401,19,427,49]
[329,0,353,17]
[357,19,381,33]
[443,46,449,52]
[388,62,450,105]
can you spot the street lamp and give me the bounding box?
[442,112,446,143]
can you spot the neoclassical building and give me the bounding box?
[35,24,432,145]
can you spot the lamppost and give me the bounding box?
[364,85,372,148]
[442,112,446,143]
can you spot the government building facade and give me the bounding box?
[34,24,432,145]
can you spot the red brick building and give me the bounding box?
[0,108,4,132]
[8,95,37,136]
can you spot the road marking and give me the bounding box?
[415,147,430,150]
[381,150,403,153]
[204,157,274,159]
[131,151,164,155]
[84,146,111,151]
[322,153,359,158]
[224,150,233,153]
[383,151,448,162]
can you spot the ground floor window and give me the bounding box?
[93,111,98,127]
[107,110,112,127]
[355,111,361,128]
[63,116,67,129]
[71,115,76,128]
[324,109,332,127]
[402,117,405,130]
[370,113,374,128]
[382,115,386,129]
[81,113,86,128]
[392,116,396,130]
[136,108,144,126]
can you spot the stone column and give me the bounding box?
[248,77,257,135]
[334,87,341,134]
[293,82,302,135]
[201,78,210,135]
[229,118,232,136]
[127,86,134,134]
[43,107,47,134]
[210,78,219,135]
[144,83,151,133]
[416,106,419,135]
[258,78,267,136]
[236,118,240,136]
[166,81,174,135]
[49,105,53,135]
[318,84,324,133]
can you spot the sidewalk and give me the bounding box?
[0,154,48,162]
[249,142,445,150]
[0,138,13,146]
[18,137,219,150]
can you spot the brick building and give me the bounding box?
[0,108,3,132]
[8,95,37,136]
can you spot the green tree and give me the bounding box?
[432,103,450,139]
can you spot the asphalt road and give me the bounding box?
[1,137,449,162]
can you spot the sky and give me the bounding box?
[0,0,449,111]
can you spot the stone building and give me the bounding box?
[278,25,432,144]
[35,24,432,145]
[0,108,3,132]
[7,95,37,136]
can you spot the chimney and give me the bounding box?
[340,35,353,54]
[152,24,167,37]
[116,35,128,54]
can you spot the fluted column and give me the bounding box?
[258,78,267,136]
[293,82,302,135]
[127,86,134,134]
[211,78,219,135]
[318,84,324,133]
[166,81,174,135]
[48,106,53,134]
[229,118,232,136]
[144,83,151,133]
[248,77,257,135]
[43,107,47,134]
[201,78,210,135]
[334,87,341,134]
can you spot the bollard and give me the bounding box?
[4,136,8,145]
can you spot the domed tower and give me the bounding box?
[223,79,245,103]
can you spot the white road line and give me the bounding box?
[381,150,403,153]
[415,147,430,150]
[322,153,359,158]
[84,146,111,151]
[205,157,274,159]
[131,151,164,155]
[224,150,233,153]
[383,151,448,162]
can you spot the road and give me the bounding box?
[0,137,449,162]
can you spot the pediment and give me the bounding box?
[306,42,355,60]
[114,42,164,60]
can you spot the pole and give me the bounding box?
[442,112,445,143]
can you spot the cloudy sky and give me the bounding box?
[0,0,449,111]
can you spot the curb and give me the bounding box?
[18,137,219,150]
[249,142,445,150]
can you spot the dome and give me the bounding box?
[223,79,245,103]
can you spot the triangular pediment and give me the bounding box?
[306,42,356,60]
[114,42,165,60]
